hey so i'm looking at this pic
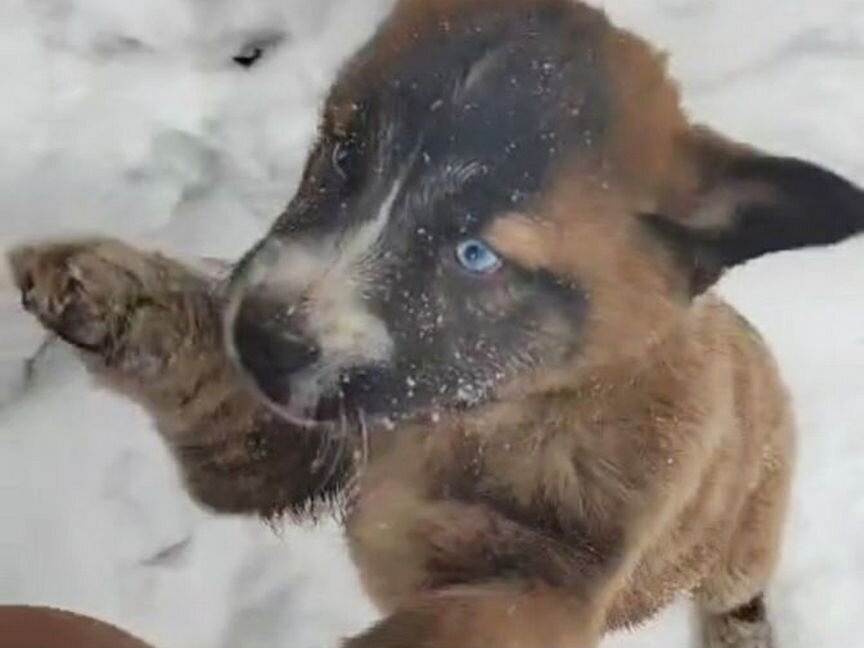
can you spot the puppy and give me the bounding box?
[10,1,864,646]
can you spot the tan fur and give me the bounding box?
[346,294,793,628]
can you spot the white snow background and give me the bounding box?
[0,1,862,647]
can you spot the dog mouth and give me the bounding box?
[239,367,344,430]
[249,363,469,434]
[235,360,393,432]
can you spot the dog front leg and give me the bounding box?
[9,239,355,518]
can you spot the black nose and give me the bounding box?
[231,296,320,405]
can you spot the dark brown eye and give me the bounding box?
[331,140,356,180]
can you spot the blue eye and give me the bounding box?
[455,239,502,274]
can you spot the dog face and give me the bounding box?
[226,0,864,426]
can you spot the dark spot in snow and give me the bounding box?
[140,536,193,568]
[232,32,288,69]
[234,46,265,68]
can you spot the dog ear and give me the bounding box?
[643,130,864,295]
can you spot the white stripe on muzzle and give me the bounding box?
[228,179,403,373]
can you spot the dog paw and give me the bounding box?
[702,608,775,648]
[8,239,144,352]
[8,238,217,381]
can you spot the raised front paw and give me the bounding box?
[7,238,204,380]
[9,239,142,351]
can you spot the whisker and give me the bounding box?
[336,407,364,520]
[340,407,371,514]
[317,400,350,497]
[358,408,371,473]
[310,430,331,476]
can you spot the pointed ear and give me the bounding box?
[643,129,864,295]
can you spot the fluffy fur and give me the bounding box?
[9,1,864,647]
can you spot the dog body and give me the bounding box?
[346,294,794,629]
[10,1,864,646]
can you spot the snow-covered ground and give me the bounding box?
[0,1,862,647]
